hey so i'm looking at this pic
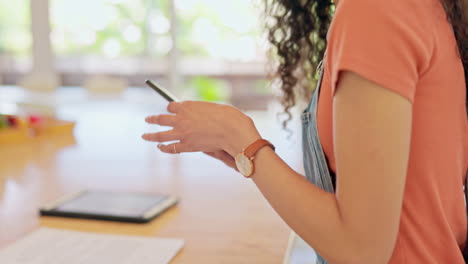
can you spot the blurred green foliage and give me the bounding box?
[51,0,153,56]
[0,0,261,60]
[0,0,31,55]
[189,76,230,102]
[254,80,270,94]
[0,1,268,101]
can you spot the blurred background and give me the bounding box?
[0,0,273,109]
[0,3,302,255]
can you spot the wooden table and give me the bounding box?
[0,88,299,263]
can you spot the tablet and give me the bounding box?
[40,190,178,223]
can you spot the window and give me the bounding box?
[51,0,171,58]
[176,0,263,61]
[1,0,272,108]
[0,0,31,78]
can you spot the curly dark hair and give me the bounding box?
[264,0,468,128]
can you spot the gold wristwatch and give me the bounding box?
[235,139,275,177]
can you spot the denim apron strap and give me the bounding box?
[302,60,335,194]
[299,58,335,264]
[464,171,468,261]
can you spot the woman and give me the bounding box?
[143,0,468,262]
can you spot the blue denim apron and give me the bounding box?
[301,59,334,264]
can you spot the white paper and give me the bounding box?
[0,228,184,264]
[283,232,317,264]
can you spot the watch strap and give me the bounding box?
[243,139,275,158]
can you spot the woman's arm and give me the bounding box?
[143,70,412,264]
[239,71,412,264]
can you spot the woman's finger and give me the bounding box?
[203,151,238,170]
[216,151,238,170]
[145,114,177,126]
[217,150,233,162]
[142,130,181,142]
[204,152,216,158]
[167,102,182,114]
[157,142,194,154]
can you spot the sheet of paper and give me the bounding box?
[0,228,184,264]
[283,231,317,264]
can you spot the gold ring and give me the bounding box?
[173,143,177,154]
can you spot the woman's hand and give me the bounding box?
[203,151,238,171]
[142,101,261,157]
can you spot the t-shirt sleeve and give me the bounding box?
[327,0,434,102]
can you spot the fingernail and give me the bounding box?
[142,134,148,139]
[157,144,163,149]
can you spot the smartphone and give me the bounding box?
[145,80,179,102]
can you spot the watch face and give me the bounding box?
[235,153,253,177]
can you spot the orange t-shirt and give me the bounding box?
[317,0,468,262]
